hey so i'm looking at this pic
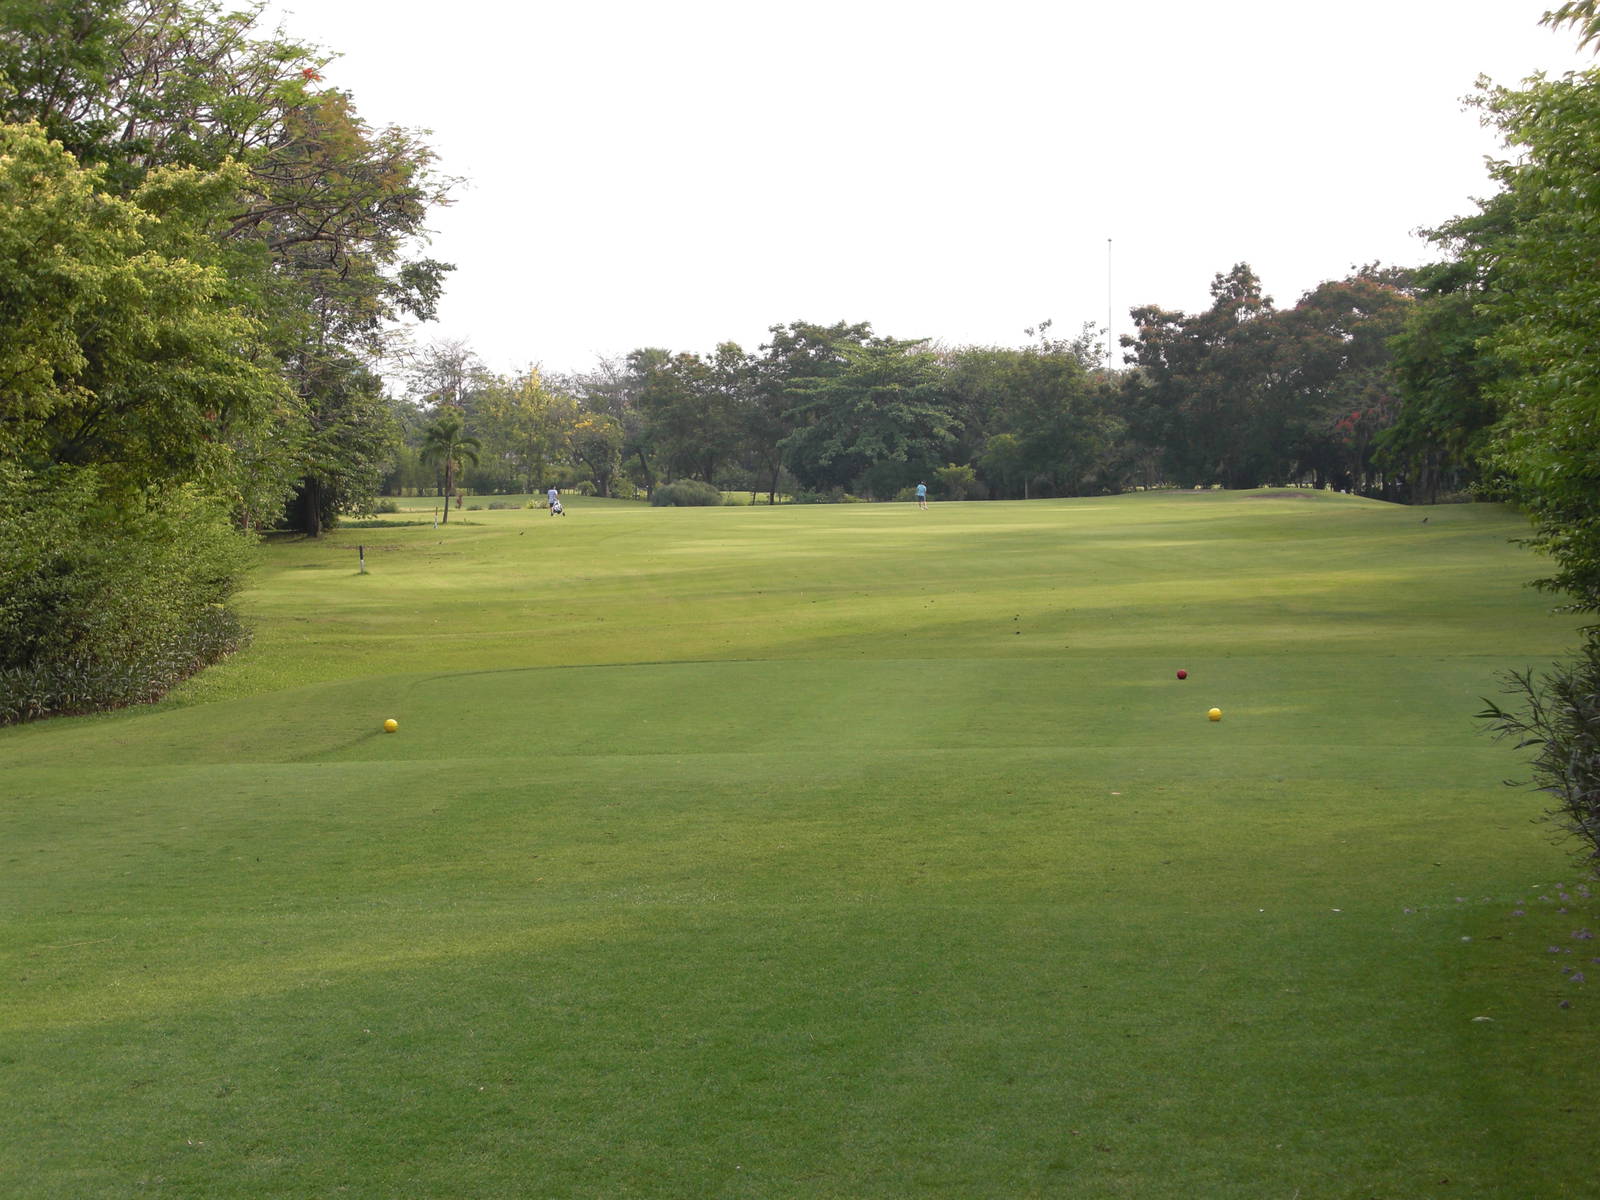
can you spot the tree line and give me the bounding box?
[390,264,1422,510]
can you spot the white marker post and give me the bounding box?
[358,544,367,574]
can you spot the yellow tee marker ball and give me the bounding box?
[383,718,398,732]
[1207,708,1222,722]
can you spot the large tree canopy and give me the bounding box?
[1465,66,1600,613]
[1377,250,1507,505]
[1123,264,1279,489]
[0,121,290,494]
[1,0,455,533]
[946,329,1124,500]
[1121,265,1413,494]
[780,335,956,496]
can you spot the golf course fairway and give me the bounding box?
[2,490,1595,1198]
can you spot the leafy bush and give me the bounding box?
[0,606,249,724]
[0,466,255,724]
[935,463,986,501]
[794,488,864,504]
[651,480,724,507]
[1480,639,1600,871]
[372,498,400,513]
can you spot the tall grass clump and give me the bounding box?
[0,466,253,724]
[650,479,724,506]
[1481,638,1600,873]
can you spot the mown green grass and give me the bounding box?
[2,490,1595,1198]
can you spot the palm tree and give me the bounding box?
[419,409,481,524]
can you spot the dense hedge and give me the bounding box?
[0,606,249,724]
[0,467,254,724]
[650,479,724,507]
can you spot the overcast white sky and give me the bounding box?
[263,0,1591,378]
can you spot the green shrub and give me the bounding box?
[934,463,986,501]
[1481,639,1600,871]
[373,498,400,513]
[794,488,864,504]
[651,480,724,507]
[0,466,255,724]
[0,606,249,724]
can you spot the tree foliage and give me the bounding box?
[0,0,453,716]
[634,347,743,485]
[1377,255,1505,504]
[570,412,624,498]
[1124,264,1280,488]
[1123,265,1412,493]
[0,0,323,191]
[0,121,290,494]
[2,0,455,533]
[419,409,479,523]
[477,368,577,495]
[1466,67,1600,613]
[945,328,1124,499]
[1461,14,1600,873]
[780,334,956,496]
[283,350,398,536]
[1544,1,1600,51]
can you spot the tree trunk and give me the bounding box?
[306,477,322,538]
[1422,453,1441,506]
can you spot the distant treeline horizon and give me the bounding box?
[391,259,1452,511]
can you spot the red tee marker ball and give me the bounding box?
[1176,669,1188,680]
